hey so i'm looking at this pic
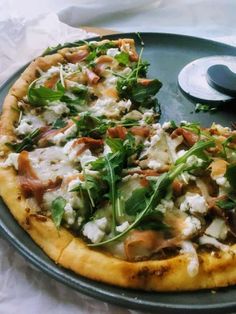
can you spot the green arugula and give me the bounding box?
[216,198,236,210]
[51,118,67,129]
[195,103,218,113]
[88,137,215,247]
[51,196,66,229]
[6,128,40,153]
[125,187,149,215]
[225,164,236,189]
[28,82,64,107]
[175,140,215,165]
[115,51,130,66]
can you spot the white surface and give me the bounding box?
[1,1,236,313]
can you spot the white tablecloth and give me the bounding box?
[1,1,236,313]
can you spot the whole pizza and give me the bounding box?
[1,38,236,291]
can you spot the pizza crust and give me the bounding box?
[1,47,236,292]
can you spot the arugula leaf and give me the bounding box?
[89,163,186,247]
[225,164,236,189]
[51,196,66,228]
[6,129,40,153]
[175,140,215,165]
[125,188,148,215]
[51,118,67,129]
[105,138,123,153]
[115,52,130,66]
[28,83,64,107]
[195,103,217,113]
[117,77,162,108]
[85,42,116,66]
[138,220,168,232]
[216,198,236,210]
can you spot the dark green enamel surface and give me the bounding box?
[1,33,236,313]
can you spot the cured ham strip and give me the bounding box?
[44,74,59,89]
[73,137,103,156]
[38,121,73,147]
[171,128,198,146]
[107,126,127,139]
[131,126,150,137]
[18,151,62,203]
[94,55,113,75]
[124,230,180,261]
[66,49,89,63]
[86,69,100,85]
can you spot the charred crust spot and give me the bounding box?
[17,195,21,200]
[133,265,170,280]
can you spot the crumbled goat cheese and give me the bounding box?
[186,155,204,168]
[103,144,112,156]
[42,103,69,124]
[64,203,76,225]
[15,114,44,135]
[107,48,120,57]
[52,124,77,145]
[205,218,228,240]
[215,176,230,188]
[180,193,208,214]
[116,221,130,233]
[156,199,174,213]
[199,235,229,251]
[147,159,162,170]
[0,153,19,170]
[67,178,83,192]
[82,217,108,244]
[162,121,172,130]
[182,216,201,237]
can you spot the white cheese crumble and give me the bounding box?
[180,193,208,214]
[156,199,174,213]
[182,216,201,237]
[199,235,229,251]
[91,98,131,118]
[82,217,108,244]
[52,124,77,146]
[0,153,19,170]
[64,203,76,225]
[215,176,230,188]
[186,155,204,168]
[147,159,162,170]
[106,48,120,57]
[205,218,228,240]
[116,221,130,233]
[15,114,45,135]
[180,241,199,277]
[42,102,69,124]
[162,121,172,130]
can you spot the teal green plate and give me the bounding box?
[1,33,236,313]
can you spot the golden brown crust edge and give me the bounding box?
[1,48,236,291]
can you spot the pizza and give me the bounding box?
[1,37,236,292]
